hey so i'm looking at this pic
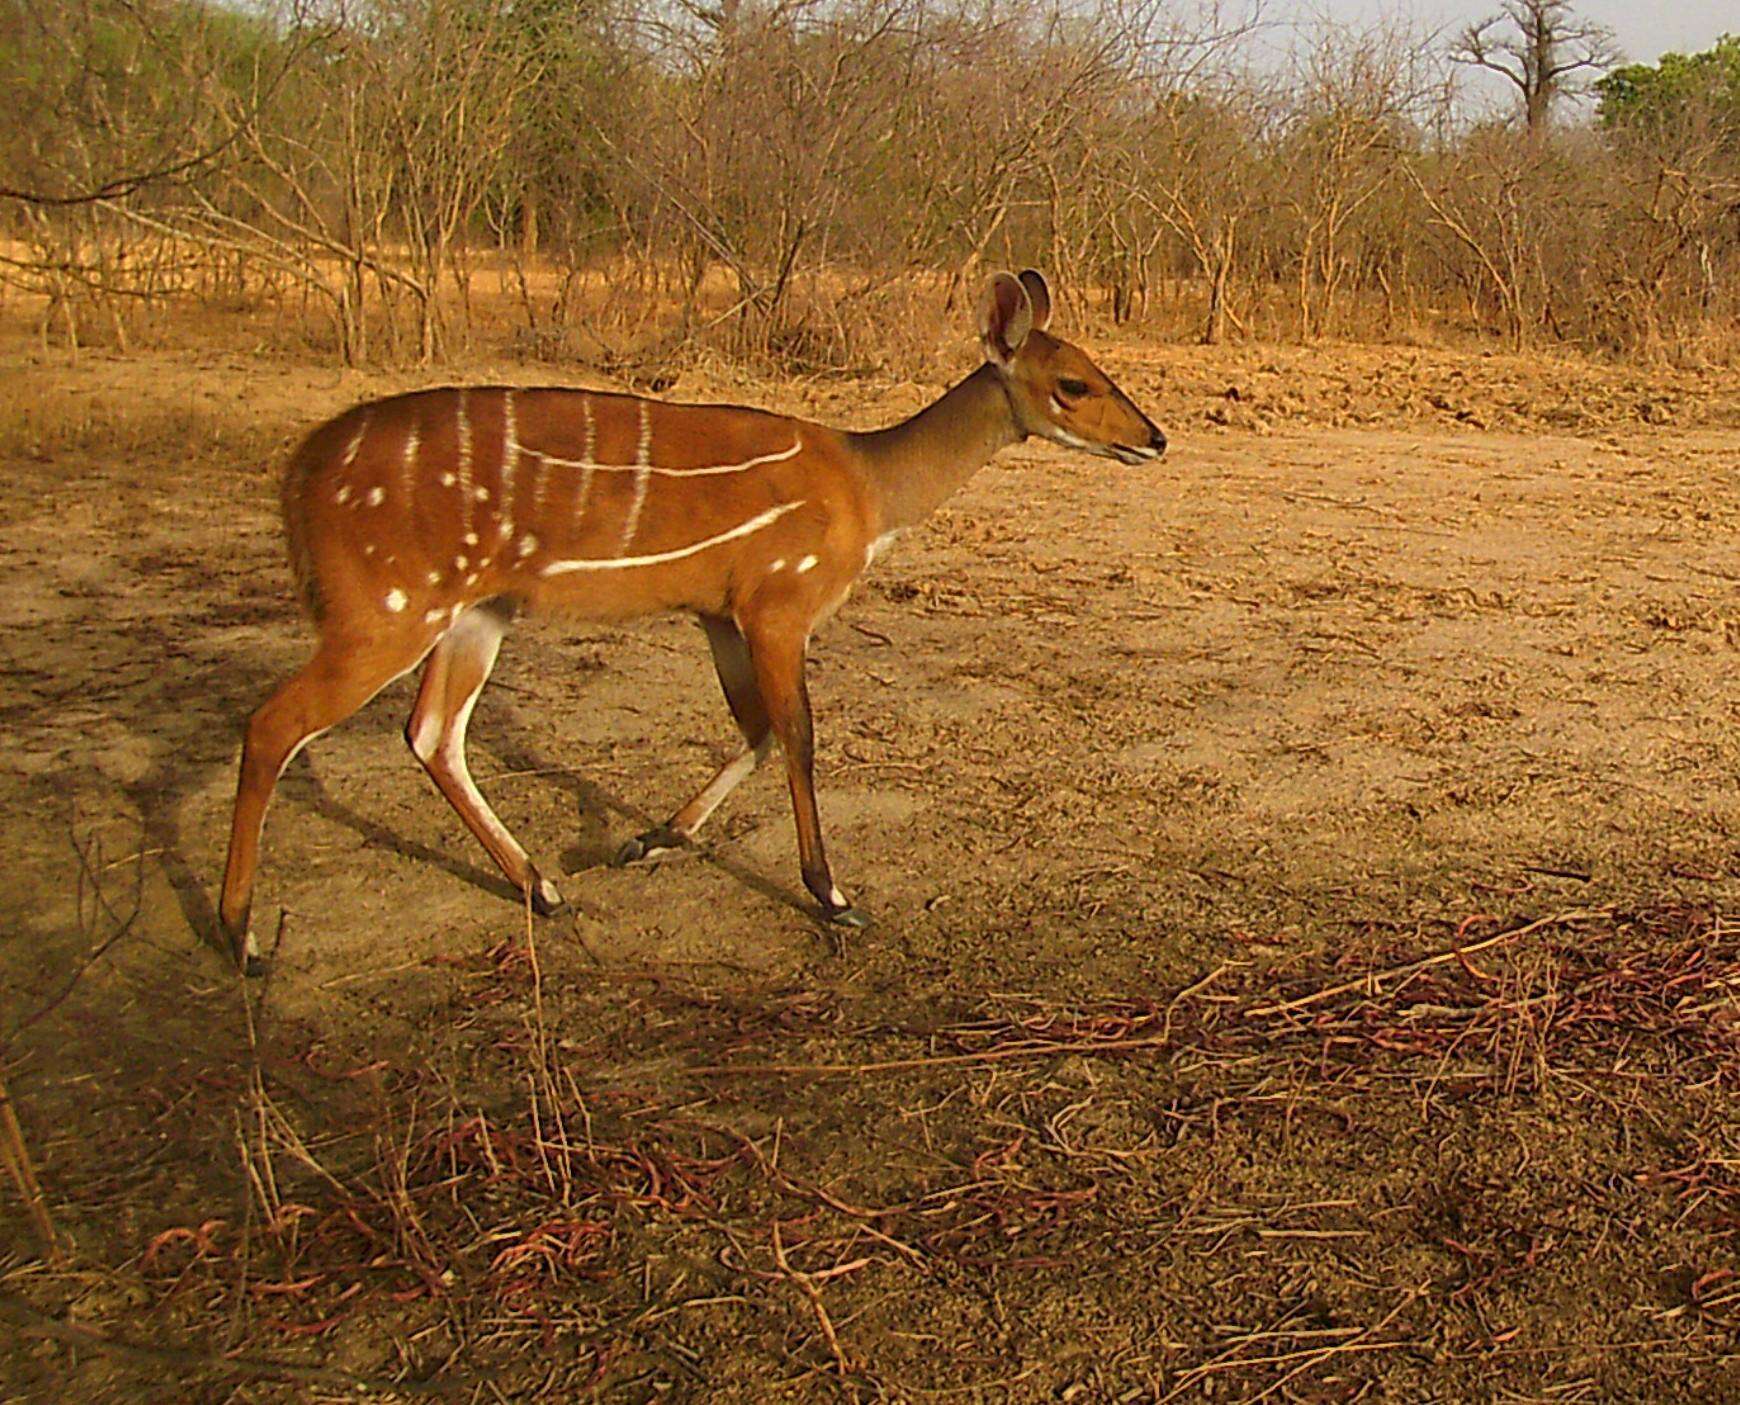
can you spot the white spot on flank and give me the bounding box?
[465,572,479,586]
[384,588,407,613]
[334,485,351,504]
[769,558,786,572]
[455,555,469,571]
[440,472,457,487]
[363,544,376,557]
[542,501,808,576]
[367,486,385,507]
[427,570,443,585]
[517,533,539,558]
[796,555,819,574]
[423,608,444,624]
[474,487,490,503]
[464,532,479,546]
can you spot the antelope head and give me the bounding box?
[980,269,1167,465]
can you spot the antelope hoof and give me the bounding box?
[820,886,870,929]
[613,826,688,867]
[225,919,268,978]
[530,875,567,918]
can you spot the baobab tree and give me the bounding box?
[1453,0,1619,133]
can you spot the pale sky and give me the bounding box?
[1260,0,1732,65]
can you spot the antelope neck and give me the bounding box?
[846,363,1024,532]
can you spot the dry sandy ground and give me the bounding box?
[0,335,1737,1401]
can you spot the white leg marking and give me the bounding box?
[866,529,901,566]
[274,724,333,786]
[828,885,849,908]
[410,707,443,760]
[796,554,818,573]
[681,736,773,836]
[542,501,808,575]
[440,617,529,868]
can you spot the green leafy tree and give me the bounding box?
[1598,34,1740,130]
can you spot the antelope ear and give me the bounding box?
[979,272,1034,367]
[1017,269,1052,330]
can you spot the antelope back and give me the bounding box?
[285,387,872,628]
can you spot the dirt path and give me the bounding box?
[1,346,1735,1400]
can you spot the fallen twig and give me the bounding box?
[1246,909,1608,1018]
[0,1071,61,1264]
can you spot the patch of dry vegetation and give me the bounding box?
[5,896,1737,1399]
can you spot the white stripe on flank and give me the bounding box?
[542,501,807,576]
[499,390,518,534]
[618,400,654,553]
[341,412,370,468]
[401,423,419,504]
[504,438,804,478]
[569,396,597,522]
[455,389,472,537]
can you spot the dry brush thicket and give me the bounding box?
[2,0,1737,369]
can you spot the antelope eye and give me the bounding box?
[1056,377,1090,400]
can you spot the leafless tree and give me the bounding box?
[1452,0,1618,133]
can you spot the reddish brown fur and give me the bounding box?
[217,272,1165,970]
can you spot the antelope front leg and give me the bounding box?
[744,621,867,929]
[615,614,774,864]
